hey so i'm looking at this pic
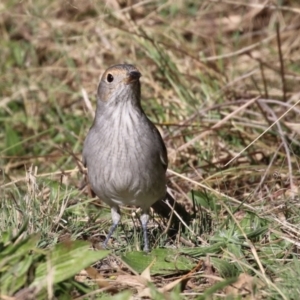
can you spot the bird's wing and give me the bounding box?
[152,125,168,171]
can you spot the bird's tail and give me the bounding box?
[151,187,192,237]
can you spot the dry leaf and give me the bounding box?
[140,258,156,282]
[226,273,264,297]
[85,267,110,288]
[203,256,216,285]
[116,274,146,288]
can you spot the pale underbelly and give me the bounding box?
[89,165,166,208]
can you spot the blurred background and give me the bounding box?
[2,0,300,192]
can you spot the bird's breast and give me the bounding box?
[84,107,166,207]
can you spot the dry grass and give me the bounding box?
[1,0,300,299]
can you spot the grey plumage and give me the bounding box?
[82,64,168,251]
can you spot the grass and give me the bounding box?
[1,0,300,299]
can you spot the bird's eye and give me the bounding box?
[107,73,114,83]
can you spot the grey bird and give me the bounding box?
[82,64,168,252]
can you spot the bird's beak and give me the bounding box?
[125,70,141,84]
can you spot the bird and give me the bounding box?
[82,63,169,252]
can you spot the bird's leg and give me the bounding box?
[140,209,150,252]
[103,206,121,248]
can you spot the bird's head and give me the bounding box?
[97,64,142,106]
